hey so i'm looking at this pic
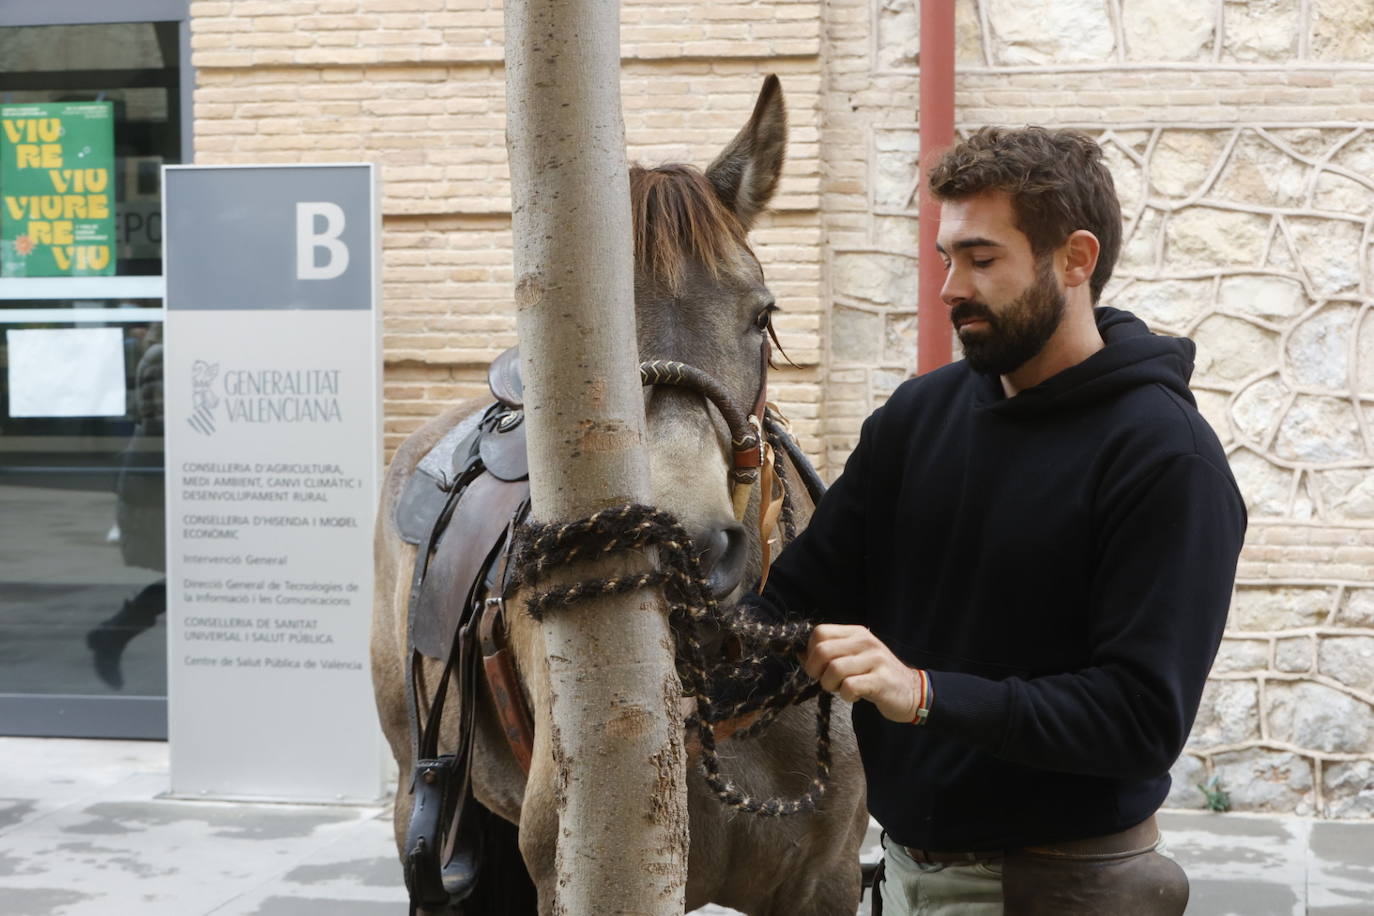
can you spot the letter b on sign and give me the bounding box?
[296,202,349,280]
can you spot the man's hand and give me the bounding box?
[803,624,920,723]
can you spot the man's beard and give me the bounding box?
[951,259,1067,377]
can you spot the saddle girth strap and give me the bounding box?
[475,508,536,775]
[479,595,535,775]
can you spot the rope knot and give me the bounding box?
[508,501,831,817]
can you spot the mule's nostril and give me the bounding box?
[696,523,748,599]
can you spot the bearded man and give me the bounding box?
[755,127,1246,914]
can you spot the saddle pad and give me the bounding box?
[412,472,530,661]
[420,408,486,481]
[395,409,485,545]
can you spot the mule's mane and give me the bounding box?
[631,164,751,295]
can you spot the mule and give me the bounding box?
[371,75,868,915]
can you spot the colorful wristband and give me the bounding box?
[910,668,932,725]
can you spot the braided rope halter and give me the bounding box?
[510,345,833,817]
[511,500,831,817]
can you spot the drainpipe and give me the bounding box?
[917,0,956,374]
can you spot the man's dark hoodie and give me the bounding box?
[759,308,1246,850]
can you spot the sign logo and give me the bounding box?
[189,360,220,435]
[187,362,343,433]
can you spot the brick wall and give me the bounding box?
[190,0,828,457]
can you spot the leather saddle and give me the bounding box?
[397,350,529,659]
[399,349,533,913]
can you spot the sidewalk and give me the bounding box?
[1,737,1370,915]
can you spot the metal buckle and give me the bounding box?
[496,408,524,433]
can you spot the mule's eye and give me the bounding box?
[754,305,778,330]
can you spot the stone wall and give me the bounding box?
[840,0,1374,816]
[1109,122,1374,815]
[187,0,1374,817]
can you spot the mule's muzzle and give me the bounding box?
[694,521,748,598]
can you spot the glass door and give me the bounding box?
[1,3,189,738]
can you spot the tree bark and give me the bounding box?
[504,1,688,913]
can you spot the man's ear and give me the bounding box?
[1061,229,1100,291]
[705,75,787,231]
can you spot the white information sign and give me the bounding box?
[162,165,384,802]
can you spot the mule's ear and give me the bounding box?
[706,75,787,231]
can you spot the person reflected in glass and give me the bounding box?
[87,323,164,688]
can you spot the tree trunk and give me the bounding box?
[503,1,689,913]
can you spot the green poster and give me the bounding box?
[1,101,116,277]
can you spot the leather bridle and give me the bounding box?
[638,334,772,522]
[480,335,789,782]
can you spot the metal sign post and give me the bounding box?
[162,164,384,801]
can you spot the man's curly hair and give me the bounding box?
[928,127,1122,303]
